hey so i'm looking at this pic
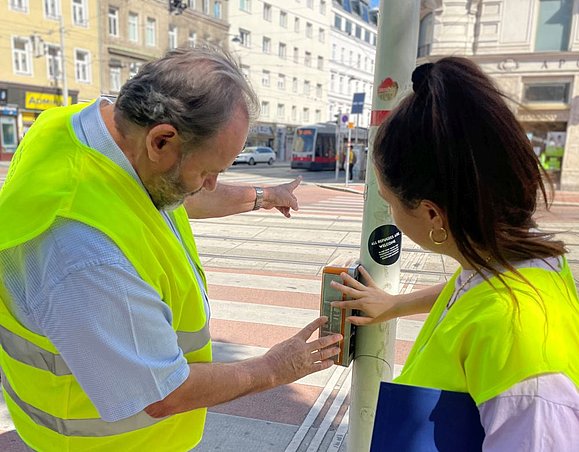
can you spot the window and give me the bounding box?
[44,0,60,19]
[213,0,221,17]
[303,107,310,122]
[72,0,87,26]
[128,13,139,43]
[278,42,286,59]
[261,101,270,117]
[46,44,63,80]
[12,37,31,75]
[292,77,298,93]
[345,20,352,35]
[280,11,287,27]
[146,18,156,46]
[318,28,325,43]
[349,50,353,65]
[293,47,299,63]
[339,76,343,94]
[129,62,140,78]
[291,106,297,121]
[278,74,286,90]
[330,73,335,91]
[168,25,178,49]
[320,0,326,15]
[357,53,361,67]
[303,80,310,95]
[108,7,119,37]
[239,0,250,12]
[277,103,285,119]
[188,0,196,9]
[317,56,323,70]
[241,65,250,79]
[262,37,271,54]
[306,22,313,38]
[263,3,272,21]
[315,109,321,122]
[340,47,345,63]
[316,83,322,98]
[355,25,362,39]
[10,0,28,13]
[364,29,370,43]
[418,13,433,57]
[306,0,313,8]
[535,0,573,51]
[203,0,210,14]
[262,70,270,87]
[110,67,122,92]
[334,14,342,30]
[304,52,311,67]
[523,82,570,103]
[74,49,90,83]
[239,29,251,47]
[294,18,300,32]
[188,31,197,47]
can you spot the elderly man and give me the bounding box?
[0,47,341,451]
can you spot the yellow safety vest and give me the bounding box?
[0,103,211,451]
[396,259,579,405]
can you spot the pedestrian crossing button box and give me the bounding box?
[319,263,360,367]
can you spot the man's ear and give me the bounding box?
[145,124,181,166]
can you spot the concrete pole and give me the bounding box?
[59,14,69,106]
[347,1,420,451]
[345,127,352,186]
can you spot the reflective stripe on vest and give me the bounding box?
[0,322,210,376]
[1,370,161,437]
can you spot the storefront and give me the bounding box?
[0,82,78,160]
[0,104,19,161]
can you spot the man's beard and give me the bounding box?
[144,159,200,211]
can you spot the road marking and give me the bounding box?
[328,407,349,452]
[306,370,352,452]
[284,366,348,452]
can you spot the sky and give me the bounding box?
[370,0,379,7]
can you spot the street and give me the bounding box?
[0,162,578,451]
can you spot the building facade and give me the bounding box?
[419,0,579,190]
[328,0,377,130]
[100,0,229,96]
[226,0,331,160]
[0,0,100,160]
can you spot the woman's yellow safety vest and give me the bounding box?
[396,260,579,405]
[0,103,212,451]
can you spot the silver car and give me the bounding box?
[233,146,276,165]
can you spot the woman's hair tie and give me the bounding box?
[412,62,434,93]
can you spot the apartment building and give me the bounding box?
[328,0,377,129]
[226,0,331,159]
[100,0,229,96]
[419,0,579,189]
[0,0,100,160]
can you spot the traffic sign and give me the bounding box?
[351,92,366,114]
[341,114,349,124]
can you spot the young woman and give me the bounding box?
[331,57,579,450]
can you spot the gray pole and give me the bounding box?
[59,14,69,106]
[347,1,420,451]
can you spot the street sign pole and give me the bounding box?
[348,1,420,451]
[345,126,352,187]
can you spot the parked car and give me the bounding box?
[233,146,276,165]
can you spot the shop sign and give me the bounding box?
[25,92,72,111]
[0,105,18,116]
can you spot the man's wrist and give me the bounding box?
[253,187,264,210]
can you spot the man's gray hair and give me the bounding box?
[114,46,259,149]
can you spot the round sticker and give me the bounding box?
[368,225,401,265]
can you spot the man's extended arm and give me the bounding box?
[144,317,341,417]
[184,177,301,219]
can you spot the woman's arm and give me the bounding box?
[330,266,445,325]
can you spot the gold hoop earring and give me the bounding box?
[429,227,448,245]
